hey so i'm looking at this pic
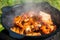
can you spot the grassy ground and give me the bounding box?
[0,0,60,32]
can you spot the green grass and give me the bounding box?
[47,0,60,10]
[0,0,60,32]
[0,24,4,32]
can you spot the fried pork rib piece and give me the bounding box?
[40,25,56,34]
[10,27,24,34]
[14,16,23,28]
[26,32,41,36]
[10,11,56,36]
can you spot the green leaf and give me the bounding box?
[0,24,4,32]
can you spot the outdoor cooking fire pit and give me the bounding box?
[1,2,60,40]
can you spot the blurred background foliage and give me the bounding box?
[0,0,60,32]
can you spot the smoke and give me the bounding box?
[13,0,48,16]
[24,0,33,3]
[13,0,36,17]
[2,0,53,29]
[23,0,35,12]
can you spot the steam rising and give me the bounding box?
[2,1,54,29]
[23,0,34,11]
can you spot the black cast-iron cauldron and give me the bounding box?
[1,2,60,40]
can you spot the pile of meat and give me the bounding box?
[10,11,56,36]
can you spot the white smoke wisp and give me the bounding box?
[23,0,35,12]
